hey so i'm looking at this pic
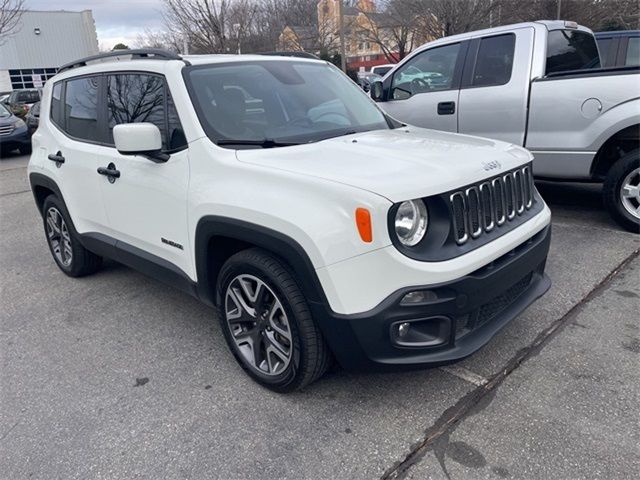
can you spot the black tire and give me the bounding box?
[603,149,640,233]
[217,248,331,392]
[42,195,102,277]
[19,144,32,155]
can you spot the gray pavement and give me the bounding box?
[1,152,639,479]
[402,256,640,480]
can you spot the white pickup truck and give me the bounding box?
[371,21,640,232]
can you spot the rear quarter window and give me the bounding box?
[50,83,64,127]
[546,30,601,74]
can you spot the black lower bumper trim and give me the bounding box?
[311,225,552,371]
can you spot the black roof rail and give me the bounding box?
[57,48,188,73]
[257,51,320,60]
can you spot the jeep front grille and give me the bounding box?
[449,165,535,245]
[0,124,14,137]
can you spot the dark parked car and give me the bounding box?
[595,30,640,67]
[25,101,40,134]
[0,102,32,157]
[356,72,382,92]
[5,88,42,118]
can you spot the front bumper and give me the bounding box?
[0,125,31,151]
[311,225,551,371]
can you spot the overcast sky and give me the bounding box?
[27,0,165,50]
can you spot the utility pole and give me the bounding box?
[556,0,562,19]
[338,0,347,72]
[489,0,493,28]
[182,28,189,55]
[234,23,241,54]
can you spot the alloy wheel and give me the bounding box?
[224,274,293,376]
[46,207,73,267]
[620,167,640,220]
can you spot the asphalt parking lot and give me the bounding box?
[1,152,639,479]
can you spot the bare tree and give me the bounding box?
[135,28,183,52]
[0,0,25,45]
[358,0,421,62]
[253,0,318,51]
[410,0,499,38]
[497,0,639,31]
[161,0,271,54]
[162,0,232,53]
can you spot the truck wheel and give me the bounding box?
[603,149,640,233]
[42,195,103,276]
[217,248,331,392]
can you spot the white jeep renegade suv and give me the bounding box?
[28,50,552,392]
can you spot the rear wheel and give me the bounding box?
[42,195,102,276]
[603,149,640,233]
[217,248,331,392]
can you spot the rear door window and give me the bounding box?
[64,77,101,142]
[546,30,600,74]
[472,34,515,87]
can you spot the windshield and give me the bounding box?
[185,60,390,148]
[0,103,11,118]
[373,66,392,76]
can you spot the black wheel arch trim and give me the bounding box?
[29,172,65,214]
[194,216,329,309]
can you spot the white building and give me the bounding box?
[0,10,99,93]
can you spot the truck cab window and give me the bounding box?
[626,38,639,66]
[472,34,515,87]
[546,30,600,74]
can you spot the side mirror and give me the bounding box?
[113,123,169,163]
[370,81,384,102]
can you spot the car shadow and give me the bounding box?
[535,180,619,230]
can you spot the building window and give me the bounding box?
[8,68,58,90]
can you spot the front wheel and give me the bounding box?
[217,248,331,392]
[603,149,640,233]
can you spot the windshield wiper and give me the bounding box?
[217,138,302,148]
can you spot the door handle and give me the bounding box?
[97,162,120,183]
[437,102,456,115]
[47,151,65,164]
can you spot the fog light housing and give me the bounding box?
[400,290,438,305]
[391,316,451,348]
[398,322,411,338]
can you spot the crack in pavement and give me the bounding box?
[0,421,19,442]
[381,247,640,480]
[0,189,31,198]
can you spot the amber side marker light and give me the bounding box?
[355,208,373,243]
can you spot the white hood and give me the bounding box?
[235,127,532,202]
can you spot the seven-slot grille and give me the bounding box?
[450,164,535,245]
[0,124,14,137]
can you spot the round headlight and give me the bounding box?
[394,199,428,246]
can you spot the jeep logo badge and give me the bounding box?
[482,160,502,171]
